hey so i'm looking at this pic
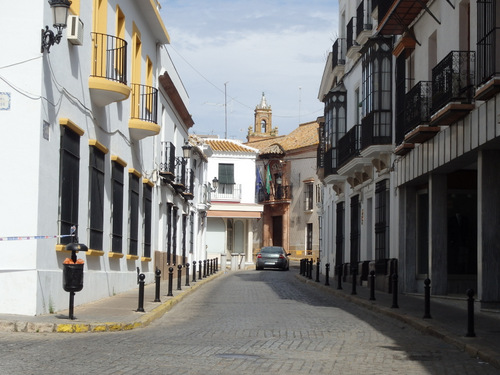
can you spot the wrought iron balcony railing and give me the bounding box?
[332,38,346,71]
[338,125,362,168]
[90,32,127,85]
[356,0,372,39]
[181,169,195,200]
[477,24,500,86]
[257,185,292,203]
[431,51,475,113]
[346,18,357,52]
[324,147,338,177]
[130,84,158,124]
[404,81,432,133]
[361,111,392,149]
[159,142,176,179]
[173,157,188,192]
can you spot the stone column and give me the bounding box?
[429,173,448,295]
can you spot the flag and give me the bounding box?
[265,164,272,194]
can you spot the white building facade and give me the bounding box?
[0,0,205,315]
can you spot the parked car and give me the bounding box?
[256,246,290,271]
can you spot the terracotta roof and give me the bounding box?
[205,139,258,153]
[247,120,319,153]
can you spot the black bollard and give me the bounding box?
[466,289,476,337]
[192,261,197,282]
[369,270,376,301]
[391,274,399,308]
[300,259,304,275]
[210,259,213,275]
[351,268,357,295]
[309,259,313,279]
[198,260,202,280]
[154,268,161,302]
[203,260,207,278]
[315,259,320,282]
[177,265,182,291]
[325,263,330,286]
[337,265,343,290]
[167,267,174,296]
[185,263,190,287]
[215,258,218,272]
[136,273,145,312]
[423,278,432,319]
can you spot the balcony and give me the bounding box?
[430,51,475,126]
[346,18,360,59]
[257,184,292,204]
[403,81,439,144]
[377,0,430,35]
[361,111,392,150]
[172,157,188,193]
[129,83,160,140]
[89,33,130,107]
[159,142,175,181]
[356,0,373,46]
[212,183,242,202]
[181,169,194,200]
[338,125,361,169]
[475,10,500,100]
[324,148,338,178]
[332,38,346,79]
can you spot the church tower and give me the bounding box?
[247,92,278,142]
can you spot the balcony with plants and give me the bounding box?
[89,32,130,106]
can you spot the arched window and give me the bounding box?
[261,119,267,133]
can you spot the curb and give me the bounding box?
[0,271,226,334]
[295,274,500,370]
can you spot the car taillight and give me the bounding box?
[257,254,262,258]
[279,254,284,259]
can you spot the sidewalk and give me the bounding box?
[0,269,226,334]
[296,271,500,370]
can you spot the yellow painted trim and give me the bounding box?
[88,76,131,100]
[89,139,109,154]
[128,118,161,135]
[70,0,80,15]
[141,257,152,262]
[111,155,127,167]
[55,244,68,252]
[126,254,139,260]
[142,178,154,187]
[59,118,84,136]
[129,168,142,178]
[148,0,170,43]
[86,249,104,256]
[108,252,125,259]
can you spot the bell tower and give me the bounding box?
[247,92,278,142]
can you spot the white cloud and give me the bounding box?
[160,0,338,139]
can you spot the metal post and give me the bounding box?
[203,260,207,278]
[177,265,182,291]
[154,268,161,302]
[337,264,343,290]
[325,263,330,286]
[68,292,75,320]
[466,289,476,337]
[192,260,197,282]
[423,278,432,319]
[136,273,145,312]
[308,259,313,279]
[315,258,320,282]
[167,267,174,296]
[210,259,213,275]
[215,257,218,272]
[391,274,399,308]
[351,268,357,295]
[369,270,376,301]
[198,260,202,280]
[185,263,190,287]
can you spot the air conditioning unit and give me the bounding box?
[67,15,84,46]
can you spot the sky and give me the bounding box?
[159,0,339,140]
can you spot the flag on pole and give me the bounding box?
[265,164,272,194]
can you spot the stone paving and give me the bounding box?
[0,269,497,374]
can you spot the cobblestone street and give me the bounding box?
[0,269,496,375]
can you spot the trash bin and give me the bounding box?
[63,263,84,293]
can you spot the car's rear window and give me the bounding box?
[261,247,283,254]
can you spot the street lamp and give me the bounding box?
[41,0,72,53]
[182,141,192,159]
[210,177,219,192]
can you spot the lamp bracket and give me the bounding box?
[41,26,63,53]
